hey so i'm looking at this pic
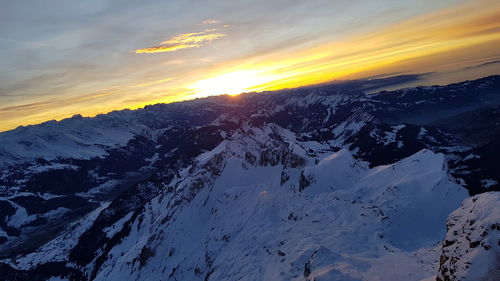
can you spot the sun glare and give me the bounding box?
[189,70,278,98]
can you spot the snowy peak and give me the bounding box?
[90,144,467,281]
[0,115,144,167]
[0,75,499,281]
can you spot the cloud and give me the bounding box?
[202,19,221,25]
[0,101,53,113]
[131,77,173,88]
[161,30,224,44]
[135,44,198,53]
[464,58,500,70]
[164,60,186,65]
[134,30,225,54]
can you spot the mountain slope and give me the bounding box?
[0,75,499,280]
[90,143,467,281]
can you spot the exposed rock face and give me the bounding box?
[437,192,500,281]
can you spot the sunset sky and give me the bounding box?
[1,0,499,131]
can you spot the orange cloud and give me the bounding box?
[135,30,225,54]
[135,44,199,53]
[161,31,224,45]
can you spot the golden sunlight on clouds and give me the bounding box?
[189,70,283,97]
[183,1,500,98]
[160,31,224,45]
[135,44,198,53]
[135,30,225,54]
[1,1,500,132]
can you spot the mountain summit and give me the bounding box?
[0,75,499,281]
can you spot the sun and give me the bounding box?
[189,70,276,98]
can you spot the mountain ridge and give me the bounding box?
[0,75,499,281]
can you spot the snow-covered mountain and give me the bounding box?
[0,75,499,281]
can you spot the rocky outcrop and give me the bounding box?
[437,192,500,281]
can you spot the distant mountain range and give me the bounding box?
[0,75,499,281]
